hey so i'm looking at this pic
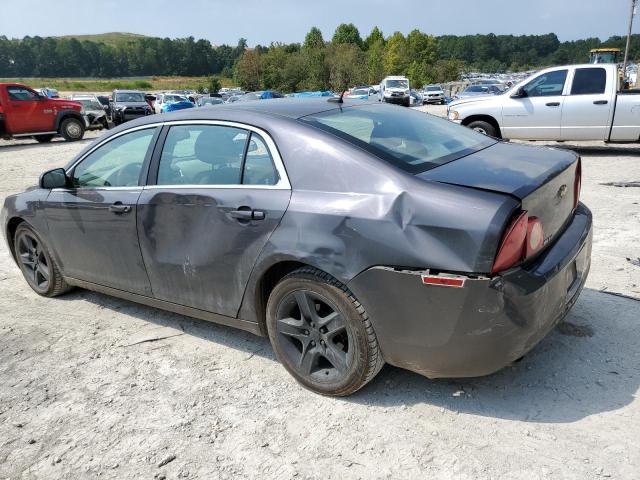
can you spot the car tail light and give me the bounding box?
[492,211,528,273]
[526,217,544,257]
[573,158,582,210]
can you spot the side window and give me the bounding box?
[157,125,248,185]
[571,68,607,95]
[7,87,39,101]
[522,70,568,97]
[242,133,279,186]
[72,128,157,188]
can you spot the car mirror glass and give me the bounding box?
[40,168,68,189]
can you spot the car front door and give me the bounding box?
[44,126,160,295]
[501,69,568,140]
[137,122,291,317]
[561,67,613,141]
[5,86,53,133]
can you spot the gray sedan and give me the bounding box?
[454,84,504,100]
[2,99,591,396]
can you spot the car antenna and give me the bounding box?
[328,84,348,103]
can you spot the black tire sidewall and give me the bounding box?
[266,274,372,396]
[60,118,85,141]
[14,225,57,296]
[468,120,497,137]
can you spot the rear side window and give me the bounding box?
[571,68,607,95]
[157,125,280,186]
[157,125,248,185]
[243,133,279,185]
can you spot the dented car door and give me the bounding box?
[137,122,291,317]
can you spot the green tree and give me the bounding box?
[363,26,385,51]
[236,49,261,91]
[208,76,222,94]
[332,23,363,48]
[303,27,325,50]
[367,38,386,84]
[325,43,366,91]
[384,32,409,75]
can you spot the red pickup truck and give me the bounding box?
[0,83,87,143]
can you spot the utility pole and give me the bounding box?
[622,0,637,86]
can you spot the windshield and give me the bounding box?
[302,104,495,174]
[464,86,489,93]
[426,86,441,91]
[115,92,145,103]
[76,99,103,110]
[165,95,188,103]
[351,89,369,96]
[386,80,408,89]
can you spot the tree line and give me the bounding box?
[1,26,639,91]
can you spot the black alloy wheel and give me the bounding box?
[14,224,70,297]
[267,267,384,396]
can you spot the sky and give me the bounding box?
[0,0,636,45]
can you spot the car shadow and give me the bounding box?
[61,285,638,424]
[542,143,640,157]
[0,135,100,152]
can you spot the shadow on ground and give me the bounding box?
[62,285,639,424]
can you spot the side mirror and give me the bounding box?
[40,168,69,189]
[511,87,527,98]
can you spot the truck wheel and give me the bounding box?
[34,135,54,143]
[467,120,498,137]
[60,118,85,142]
[266,267,384,396]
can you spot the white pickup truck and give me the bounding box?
[447,64,640,142]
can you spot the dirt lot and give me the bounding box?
[0,111,639,479]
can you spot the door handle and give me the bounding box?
[109,202,132,214]
[230,208,266,221]
[593,100,608,105]
[545,102,560,107]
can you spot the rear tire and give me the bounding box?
[34,135,54,143]
[60,117,85,142]
[467,120,498,137]
[266,267,384,396]
[14,224,71,297]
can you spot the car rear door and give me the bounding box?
[44,126,160,295]
[561,67,613,141]
[5,86,54,133]
[501,69,568,140]
[137,121,291,317]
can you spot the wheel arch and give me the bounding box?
[54,110,84,132]
[5,216,26,263]
[461,114,503,139]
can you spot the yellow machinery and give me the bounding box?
[590,48,622,64]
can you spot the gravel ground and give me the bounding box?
[0,110,639,480]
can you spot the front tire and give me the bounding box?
[467,120,498,137]
[60,117,85,142]
[266,267,384,396]
[14,224,71,297]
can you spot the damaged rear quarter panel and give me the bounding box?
[238,122,519,322]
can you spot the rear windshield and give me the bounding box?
[301,104,496,174]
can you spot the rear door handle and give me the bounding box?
[109,202,132,214]
[230,208,266,221]
[545,102,560,107]
[593,100,608,105]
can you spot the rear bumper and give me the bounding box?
[347,203,593,378]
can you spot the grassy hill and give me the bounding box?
[57,32,150,45]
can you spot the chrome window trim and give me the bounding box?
[65,120,291,191]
